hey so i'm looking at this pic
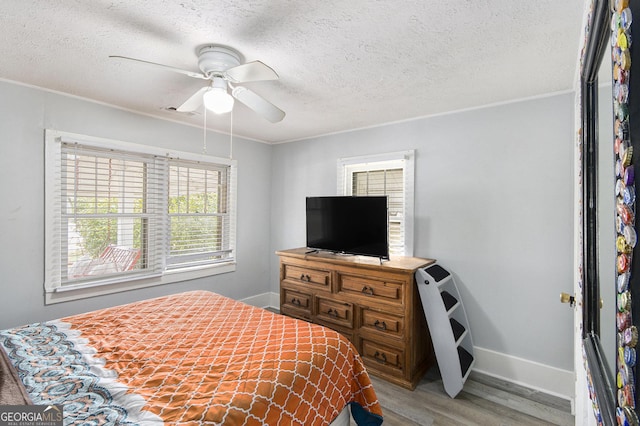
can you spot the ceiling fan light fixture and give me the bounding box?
[111,45,284,120]
[203,87,234,114]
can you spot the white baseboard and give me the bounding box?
[472,346,574,402]
[239,294,575,402]
[240,291,279,309]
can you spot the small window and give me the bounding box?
[44,130,237,302]
[338,151,415,257]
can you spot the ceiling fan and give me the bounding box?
[110,45,285,123]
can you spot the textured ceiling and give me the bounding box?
[1,0,585,143]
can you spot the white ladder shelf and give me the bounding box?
[416,264,475,398]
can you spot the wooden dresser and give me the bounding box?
[277,247,436,389]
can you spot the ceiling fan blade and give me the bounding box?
[176,86,209,112]
[224,61,279,83]
[109,55,208,80]
[231,86,285,123]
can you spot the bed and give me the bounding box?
[0,290,383,425]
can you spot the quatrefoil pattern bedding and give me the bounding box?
[1,291,382,425]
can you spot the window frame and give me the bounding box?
[166,159,234,269]
[337,150,415,257]
[44,130,237,304]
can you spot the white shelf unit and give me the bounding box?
[415,264,475,398]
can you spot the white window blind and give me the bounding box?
[352,168,405,255]
[167,160,232,268]
[59,143,166,285]
[44,130,236,298]
[338,150,415,257]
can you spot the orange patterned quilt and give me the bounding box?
[0,291,383,425]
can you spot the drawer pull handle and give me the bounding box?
[300,274,312,282]
[327,308,339,318]
[373,351,387,364]
[373,320,387,331]
[291,298,301,306]
[361,285,374,295]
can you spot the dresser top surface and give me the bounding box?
[276,247,435,272]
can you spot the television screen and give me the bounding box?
[306,196,389,259]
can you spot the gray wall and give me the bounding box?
[0,78,575,372]
[269,93,575,371]
[0,81,273,329]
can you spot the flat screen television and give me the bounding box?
[306,196,389,259]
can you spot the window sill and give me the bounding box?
[45,262,236,305]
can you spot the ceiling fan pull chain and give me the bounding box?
[203,106,207,154]
[229,108,233,160]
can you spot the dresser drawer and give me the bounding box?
[361,338,404,375]
[337,273,404,305]
[282,288,312,314]
[283,264,331,291]
[360,308,404,339]
[316,297,354,329]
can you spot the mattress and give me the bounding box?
[0,290,382,425]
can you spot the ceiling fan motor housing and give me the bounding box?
[197,46,241,76]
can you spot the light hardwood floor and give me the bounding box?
[358,369,574,426]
